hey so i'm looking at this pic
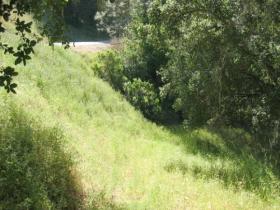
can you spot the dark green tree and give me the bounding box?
[95,0,132,37]
[64,0,101,27]
[121,0,280,146]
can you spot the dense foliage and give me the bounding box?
[93,50,162,121]
[157,0,280,137]
[95,0,153,37]
[94,0,280,158]
[95,0,131,37]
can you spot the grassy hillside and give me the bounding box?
[0,32,280,209]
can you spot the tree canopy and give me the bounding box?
[94,0,280,153]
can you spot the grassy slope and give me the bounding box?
[1,34,280,209]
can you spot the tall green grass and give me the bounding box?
[0,26,279,209]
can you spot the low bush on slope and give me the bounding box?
[0,100,82,210]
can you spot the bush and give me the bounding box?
[124,78,161,120]
[92,50,164,121]
[0,103,82,210]
[93,50,127,91]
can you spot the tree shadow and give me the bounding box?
[164,127,280,199]
[0,107,84,209]
[0,104,128,210]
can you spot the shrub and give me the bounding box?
[123,78,161,120]
[0,103,82,210]
[93,50,127,91]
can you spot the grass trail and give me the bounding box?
[1,34,279,209]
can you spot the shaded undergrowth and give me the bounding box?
[165,127,280,200]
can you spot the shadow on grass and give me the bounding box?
[165,127,280,199]
[0,103,125,210]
